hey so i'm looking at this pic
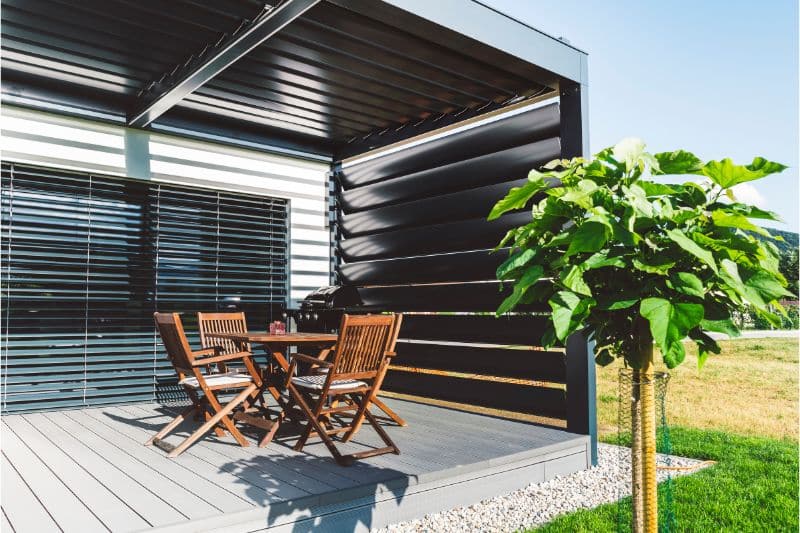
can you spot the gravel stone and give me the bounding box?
[373,443,710,533]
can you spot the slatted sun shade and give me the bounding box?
[0,162,288,412]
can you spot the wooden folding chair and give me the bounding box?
[198,311,252,374]
[312,314,407,426]
[147,312,277,457]
[284,314,402,466]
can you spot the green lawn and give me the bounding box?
[533,427,799,532]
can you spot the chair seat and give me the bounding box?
[180,372,252,388]
[292,374,366,391]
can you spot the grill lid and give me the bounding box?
[300,285,362,309]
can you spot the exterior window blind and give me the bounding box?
[1,162,288,413]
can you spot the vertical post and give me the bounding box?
[328,162,342,286]
[561,70,595,465]
[124,128,151,179]
[558,76,589,160]
[566,330,598,466]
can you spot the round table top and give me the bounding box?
[205,331,337,344]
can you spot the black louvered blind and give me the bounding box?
[1,163,288,413]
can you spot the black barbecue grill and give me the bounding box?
[284,285,363,333]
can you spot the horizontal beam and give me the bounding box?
[127,0,320,128]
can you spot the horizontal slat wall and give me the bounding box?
[1,163,288,412]
[336,102,567,419]
[1,106,332,305]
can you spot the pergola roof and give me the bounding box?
[2,0,586,158]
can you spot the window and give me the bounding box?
[1,163,288,412]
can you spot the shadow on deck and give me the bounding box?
[1,397,589,532]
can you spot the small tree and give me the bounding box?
[489,138,790,532]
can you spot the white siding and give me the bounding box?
[1,106,331,305]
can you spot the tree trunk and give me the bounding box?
[631,319,657,532]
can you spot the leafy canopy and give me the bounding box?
[489,139,790,369]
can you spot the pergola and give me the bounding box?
[1,1,597,530]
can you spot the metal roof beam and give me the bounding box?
[127,0,320,128]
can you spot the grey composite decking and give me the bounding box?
[1,397,590,533]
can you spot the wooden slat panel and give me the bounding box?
[339,211,528,263]
[340,137,560,213]
[383,369,566,419]
[340,177,528,237]
[340,249,505,285]
[400,314,550,345]
[395,342,566,383]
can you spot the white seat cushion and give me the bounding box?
[291,374,366,391]
[180,372,252,388]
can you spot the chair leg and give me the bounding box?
[204,410,227,438]
[287,384,345,464]
[145,403,196,446]
[203,387,250,448]
[371,396,407,427]
[168,385,257,458]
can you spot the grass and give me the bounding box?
[595,338,799,440]
[535,427,799,532]
[530,337,800,532]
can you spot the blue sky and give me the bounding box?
[485,0,799,233]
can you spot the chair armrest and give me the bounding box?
[193,347,220,358]
[292,353,333,367]
[385,351,397,358]
[192,351,252,367]
[317,345,336,361]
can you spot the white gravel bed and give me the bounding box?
[373,443,710,533]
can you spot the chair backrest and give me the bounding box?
[154,312,195,375]
[330,314,401,377]
[198,312,250,354]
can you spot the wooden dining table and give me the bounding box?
[204,331,338,417]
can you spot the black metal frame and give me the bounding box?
[0,0,596,463]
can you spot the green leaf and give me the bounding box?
[612,137,646,171]
[583,251,626,270]
[640,298,704,368]
[561,265,592,296]
[667,272,705,298]
[549,291,595,341]
[711,210,771,237]
[623,184,653,217]
[496,249,536,279]
[599,298,639,310]
[566,221,610,257]
[666,229,718,273]
[488,176,546,221]
[662,341,687,369]
[700,317,740,338]
[688,329,721,369]
[654,150,703,175]
[744,269,792,303]
[558,179,599,209]
[702,157,787,189]
[632,257,675,275]
[495,265,544,316]
[638,181,679,196]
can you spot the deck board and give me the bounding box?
[41,410,220,520]
[63,409,253,514]
[22,411,183,527]
[4,415,150,532]
[1,454,59,533]
[1,397,590,532]
[2,424,107,532]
